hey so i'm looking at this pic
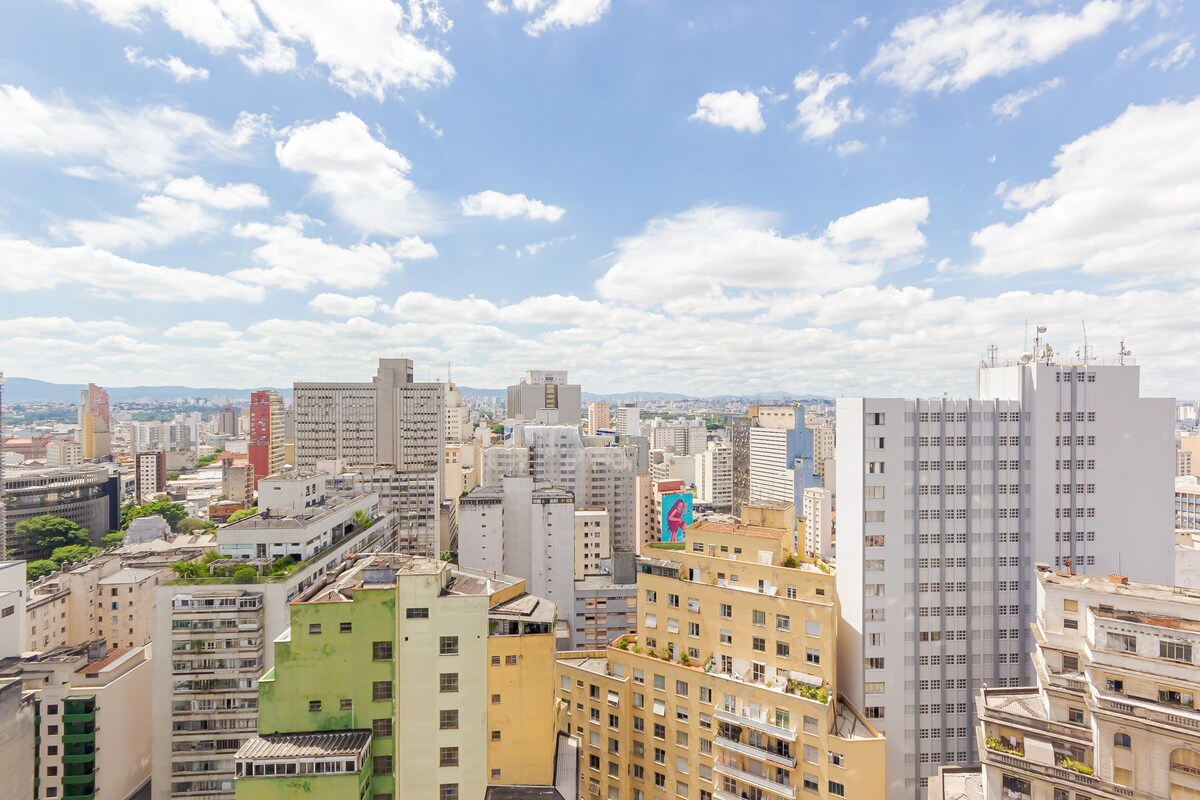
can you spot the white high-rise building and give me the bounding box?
[802,486,833,560]
[694,441,733,508]
[506,369,581,425]
[613,404,640,437]
[644,417,707,455]
[836,348,1175,799]
[458,475,575,644]
[586,401,610,434]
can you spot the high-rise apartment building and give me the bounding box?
[588,401,612,434]
[134,449,166,503]
[615,404,642,437]
[248,389,286,487]
[731,415,753,516]
[695,442,734,510]
[151,499,395,800]
[748,407,819,506]
[802,487,833,561]
[231,554,559,800]
[79,382,112,460]
[930,566,1200,800]
[556,520,887,800]
[217,405,240,436]
[646,417,708,456]
[507,369,582,425]
[837,347,1175,798]
[811,423,836,482]
[45,439,83,467]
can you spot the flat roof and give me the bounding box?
[97,567,160,585]
[236,730,371,760]
[1038,566,1200,605]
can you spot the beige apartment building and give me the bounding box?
[557,520,886,800]
[931,565,1200,800]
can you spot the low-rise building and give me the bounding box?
[232,554,559,800]
[556,520,886,800]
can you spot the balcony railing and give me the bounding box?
[1094,689,1200,731]
[714,709,796,742]
[714,735,796,768]
[714,759,796,799]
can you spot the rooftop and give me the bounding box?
[1038,565,1200,605]
[484,787,565,800]
[236,730,372,760]
[221,491,370,531]
[97,567,160,585]
[928,767,984,800]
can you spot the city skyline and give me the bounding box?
[1,1,1198,398]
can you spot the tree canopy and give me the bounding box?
[176,517,217,534]
[122,496,188,531]
[49,544,102,564]
[227,507,258,524]
[26,559,59,580]
[13,515,89,557]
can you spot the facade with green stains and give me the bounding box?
[234,553,559,800]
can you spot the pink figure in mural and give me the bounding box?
[666,498,688,542]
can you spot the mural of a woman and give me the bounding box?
[665,498,688,542]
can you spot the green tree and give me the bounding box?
[13,515,89,556]
[176,517,216,534]
[166,471,181,481]
[231,566,259,584]
[489,423,506,436]
[122,497,188,531]
[227,507,258,524]
[49,544,101,564]
[26,559,59,580]
[100,530,125,548]
[171,561,204,579]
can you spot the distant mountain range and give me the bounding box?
[1,376,829,405]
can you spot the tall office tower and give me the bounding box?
[731,414,753,516]
[748,406,819,505]
[836,344,1175,798]
[695,442,734,509]
[78,382,112,460]
[459,476,577,644]
[507,369,582,424]
[802,487,833,561]
[614,403,641,436]
[556,520,888,800]
[931,566,1200,800]
[216,404,239,436]
[152,500,394,800]
[248,390,286,486]
[294,380,377,466]
[587,400,611,434]
[646,417,709,455]
[232,555,559,800]
[134,449,166,503]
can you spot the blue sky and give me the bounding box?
[0,0,1197,398]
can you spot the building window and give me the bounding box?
[1161,641,1193,663]
[506,654,517,665]
[1068,707,1085,725]
[753,637,766,653]
[308,700,322,712]
[440,673,459,693]
[374,755,393,774]
[491,730,502,741]
[373,718,393,738]
[440,636,459,656]
[492,694,501,704]
[372,681,393,701]
[828,781,845,797]
[340,699,353,710]
[440,710,459,729]
[719,604,732,619]
[406,607,430,619]
[339,622,352,633]
[439,784,459,800]
[373,641,393,660]
[1109,633,1136,653]
[1114,732,1131,749]
[439,747,459,767]
[309,623,322,635]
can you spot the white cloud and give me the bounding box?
[594,198,929,312]
[230,214,435,290]
[689,90,765,133]
[57,176,269,249]
[163,320,241,340]
[276,112,438,235]
[973,97,1200,280]
[309,293,383,316]
[835,139,865,157]
[519,235,575,257]
[1151,40,1195,70]
[518,0,611,36]
[416,110,444,137]
[853,15,870,29]
[459,190,565,222]
[991,77,1064,120]
[0,237,261,301]
[124,46,210,81]
[71,0,453,98]
[0,84,263,179]
[1117,31,1177,62]
[868,0,1142,93]
[792,70,863,140]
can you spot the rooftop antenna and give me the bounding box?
[1033,325,1047,362]
[1117,341,1132,365]
[1080,321,1092,364]
[986,344,998,367]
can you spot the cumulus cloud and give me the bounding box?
[792,71,863,140]
[505,0,611,36]
[71,0,453,99]
[991,77,1064,120]
[594,198,929,313]
[1150,40,1195,70]
[309,293,383,316]
[868,0,1142,93]
[276,112,439,235]
[0,238,262,301]
[124,46,209,81]
[230,214,436,290]
[973,97,1200,281]
[0,84,265,179]
[835,139,865,157]
[58,176,269,249]
[163,320,241,340]
[690,90,765,133]
[459,190,565,222]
